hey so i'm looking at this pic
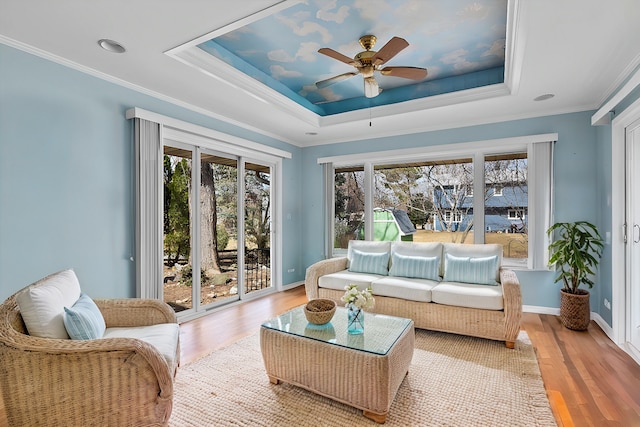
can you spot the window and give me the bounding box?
[320,134,555,269]
[334,167,365,249]
[444,210,462,223]
[484,153,528,260]
[508,209,526,220]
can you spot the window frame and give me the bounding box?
[319,133,556,270]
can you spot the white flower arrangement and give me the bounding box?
[340,284,375,310]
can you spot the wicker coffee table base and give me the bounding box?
[260,322,415,423]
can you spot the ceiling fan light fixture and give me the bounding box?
[316,35,426,99]
[98,39,126,53]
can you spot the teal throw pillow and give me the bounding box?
[389,253,440,280]
[63,293,106,340]
[443,253,499,286]
[348,249,389,275]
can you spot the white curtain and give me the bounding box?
[134,118,162,299]
[323,163,333,259]
[528,140,555,270]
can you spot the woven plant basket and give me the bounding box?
[559,289,590,331]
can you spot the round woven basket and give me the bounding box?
[304,299,337,325]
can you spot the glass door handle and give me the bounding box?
[634,224,640,244]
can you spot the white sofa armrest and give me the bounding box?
[304,257,348,300]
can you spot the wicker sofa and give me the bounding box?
[305,241,522,348]
[0,269,179,426]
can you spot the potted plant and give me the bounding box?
[547,221,604,330]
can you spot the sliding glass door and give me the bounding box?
[244,162,272,295]
[162,145,195,312]
[199,152,239,308]
[162,143,274,316]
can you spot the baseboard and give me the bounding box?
[524,307,616,337]
[280,281,304,291]
[523,305,560,315]
[590,313,640,365]
[591,312,614,338]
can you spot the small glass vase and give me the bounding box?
[347,303,365,335]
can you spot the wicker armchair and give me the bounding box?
[0,280,180,427]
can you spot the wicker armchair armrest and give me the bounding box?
[304,257,348,300]
[0,302,174,425]
[95,298,177,328]
[499,267,523,342]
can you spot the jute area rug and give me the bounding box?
[170,329,556,426]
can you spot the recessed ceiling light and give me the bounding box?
[534,93,555,102]
[98,39,126,53]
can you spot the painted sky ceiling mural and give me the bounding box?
[198,0,507,116]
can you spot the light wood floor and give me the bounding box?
[2,286,639,426]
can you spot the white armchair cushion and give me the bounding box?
[16,269,82,339]
[103,323,180,369]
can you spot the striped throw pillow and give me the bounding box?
[389,253,440,280]
[63,293,106,340]
[443,253,499,286]
[348,249,389,275]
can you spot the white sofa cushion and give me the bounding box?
[371,277,438,302]
[103,323,180,369]
[318,270,382,291]
[391,241,442,258]
[443,243,503,281]
[16,269,82,339]
[432,282,504,310]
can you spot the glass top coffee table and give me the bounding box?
[260,305,414,423]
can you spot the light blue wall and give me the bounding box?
[595,124,613,325]
[301,111,603,311]
[0,43,302,300]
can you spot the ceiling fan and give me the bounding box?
[316,35,428,98]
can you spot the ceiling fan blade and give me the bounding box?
[318,48,358,66]
[371,36,409,66]
[363,77,380,98]
[379,66,428,80]
[315,72,358,89]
